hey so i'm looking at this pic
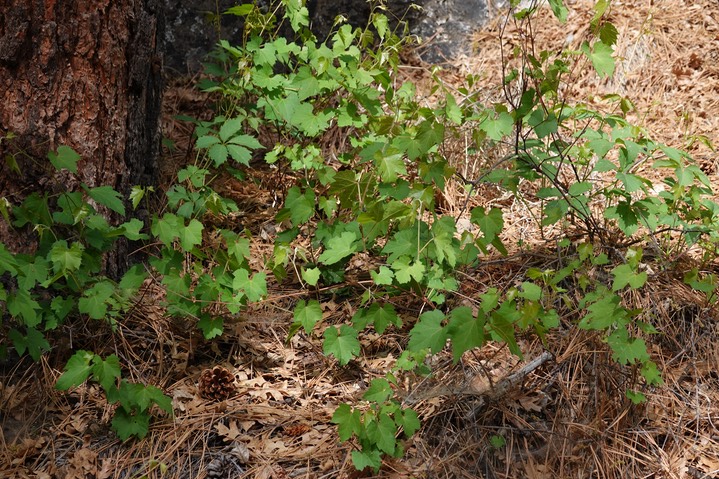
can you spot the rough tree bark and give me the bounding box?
[0,0,164,277]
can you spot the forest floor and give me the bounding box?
[2,0,719,478]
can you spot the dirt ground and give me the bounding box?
[2,1,719,478]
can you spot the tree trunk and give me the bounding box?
[0,0,164,277]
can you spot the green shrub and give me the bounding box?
[3,0,718,467]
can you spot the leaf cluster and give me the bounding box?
[187,0,719,470]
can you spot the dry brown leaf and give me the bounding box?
[699,454,719,472]
[239,419,256,431]
[254,464,275,479]
[524,458,552,479]
[271,465,291,479]
[66,414,89,435]
[262,439,289,454]
[97,458,115,479]
[518,394,545,413]
[216,420,242,442]
[64,448,97,479]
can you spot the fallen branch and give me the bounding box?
[402,351,554,419]
[463,351,553,420]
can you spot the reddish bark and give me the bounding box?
[0,0,163,275]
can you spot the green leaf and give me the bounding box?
[53,191,83,225]
[232,269,267,302]
[227,133,262,150]
[382,228,420,262]
[112,408,151,441]
[599,22,619,46]
[301,267,321,286]
[641,360,663,385]
[7,289,41,326]
[50,296,75,323]
[542,199,569,226]
[18,257,50,290]
[56,350,95,390]
[177,165,208,187]
[446,307,485,362]
[363,378,393,403]
[78,281,115,320]
[366,412,398,455]
[226,144,251,166]
[178,218,204,251]
[274,92,331,136]
[408,310,447,354]
[481,111,513,141]
[519,282,542,301]
[444,93,463,124]
[582,40,615,78]
[196,135,221,149]
[208,143,229,166]
[225,4,255,16]
[128,384,169,412]
[117,218,147,241]
[226,234,250,262]
[604,202,639,236]
[323,324,361,365]
[409,120,444,160]
[365,303,401,334]
[148,386,173,414]
[49,240,84,273]
[293,299,323,335]
[331,403,362,441]
[625,390,646,404]
[48,145,80,173]
[277,187,315,226]
[589,140,615,163]
[527,109,558,138]
[471,206,504,243]
[84,185,126,216]
[568,182,593,197]
[578,292,626,330]
[151,213,181,246]
[490,434,506,449]
[375,152,407,183]
[489,300,522,357]
[9,327,50,361]
[91,354,122,391]
[370,266,394,285]
[591,0,609,25]
[0,242,18,274]
[392,257,425,284]
[351,449,382,472]
[607,328,650,365]
[548,0,568,22]
[198,315,224,339]
[431,216,458,267]
[616,172,646,193]
[612,263,647,291]
[319,231,359,265]
[397,408,420,437]
[129,186,150,210]
[218,117,244,142]
[480,288,500,313]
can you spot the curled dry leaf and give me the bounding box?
[229,442,250,464]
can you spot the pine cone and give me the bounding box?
[198,366,237,401]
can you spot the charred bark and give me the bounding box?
[0,0,164,277]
